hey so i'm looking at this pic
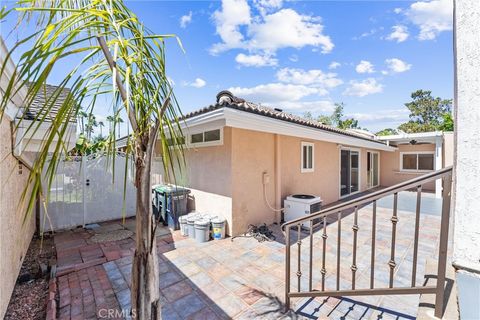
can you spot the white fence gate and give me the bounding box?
[40,153,137,232]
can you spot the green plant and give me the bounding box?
[0,1,185,318]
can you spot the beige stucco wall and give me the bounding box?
[443,132,454,167]
[228,128,378,235]
[380,144,436,191]
[0,118,35,319]
[159,127,234,235]
[230,128,277,235]
[279,135,340,204]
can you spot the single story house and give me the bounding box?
[0,37,77,318]
[157,91,453,236]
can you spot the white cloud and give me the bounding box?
[328,61,341,69]
[235,53,278,67]
[276,67,343,90]
[386,25,409,43]
[343,78,383,97]
[385,58,412,73]
[346,109,409,123]
[211,1,333,55]
[355,60,375,74]
[180,11,193,28]
[183,78,206,88]
[211,0,252,54]
[254,0,283,15]
[248,9,334,53]
[229,83,324,103]
[394,8,403,14]
[405,0,453,40]
[289,54,298,62]
[353,28,377,40]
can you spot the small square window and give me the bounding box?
[301,142,314,172]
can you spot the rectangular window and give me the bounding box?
[401,152,434,171]
[166,136,185,146]
[204,129,221,142]
[301,142,314,173]
[191,133,204,144]
[188,128,223,147]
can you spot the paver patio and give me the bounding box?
[52,192,445,319]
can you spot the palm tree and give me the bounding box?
[116,116,124,138]
[78,110,88,134]
[98,121,105,137]
[106,115,115,136]
[85,113,98,140]
[0,2,184,318]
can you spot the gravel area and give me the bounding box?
[4,235,55,320]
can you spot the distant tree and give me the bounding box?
[303,111,313,120]
[305,102,361,129]
[439,112,454,131]
[398,90,453,133]
[78,110,88,134]
[85,114,98,140]
[338,118,360,130]
[98,121,105,137]
[376,128,398,136]
[330,103,344,127]
[317,114,333,125]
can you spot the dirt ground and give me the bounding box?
[4,235,55,320]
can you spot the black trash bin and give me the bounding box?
[153,185,190,230]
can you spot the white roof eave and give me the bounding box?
[182,107,396,152]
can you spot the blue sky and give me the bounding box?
[1,0,453,133]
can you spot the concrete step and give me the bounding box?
[417,260,459,319]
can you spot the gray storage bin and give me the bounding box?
[179,216,188,236]
[194,219,210,243]
[187,215,197,239]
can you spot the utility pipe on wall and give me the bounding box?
[275,134,282,223]
[262,134,284,223]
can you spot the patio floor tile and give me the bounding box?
[172,292,206,319]
[51,196,446,320]
[162,279,193,302]
[215,293,249,318]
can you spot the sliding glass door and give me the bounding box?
[340,149,359,197]
[367,151,379,188]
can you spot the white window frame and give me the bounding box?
[338,147,362,199]
[187,127,224,148]
[367,150,380,189]
[301,142,315,173]
[400,151,435,172]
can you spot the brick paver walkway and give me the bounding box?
[52,194,444,319]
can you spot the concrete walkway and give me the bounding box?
[52,202,445,319]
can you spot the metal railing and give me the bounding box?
[282,167,453,318]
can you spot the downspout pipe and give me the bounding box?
[275,134,282,223]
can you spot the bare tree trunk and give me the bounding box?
[131,132,160,319]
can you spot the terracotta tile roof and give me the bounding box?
[181,91,386,145]
[21,83,77,123]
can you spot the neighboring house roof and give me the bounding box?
[377,131,445,145]
[181,91,387,146]
[21,83,77,123]
[116,135,129,148]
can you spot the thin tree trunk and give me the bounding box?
[131,131,160,319]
